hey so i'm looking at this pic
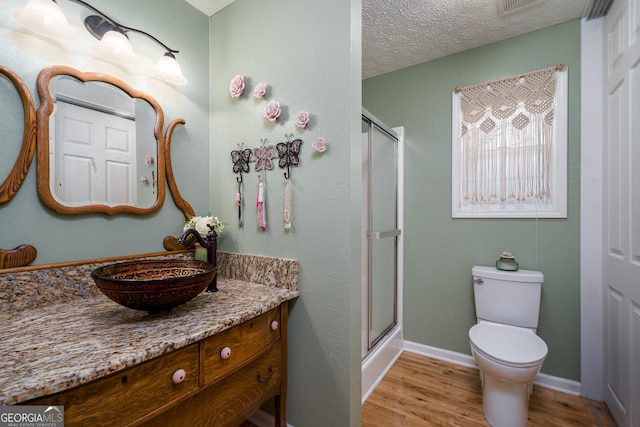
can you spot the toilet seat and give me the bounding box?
[469,322,547,367]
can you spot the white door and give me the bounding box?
[603,1,640,425]
[53,101,137,206]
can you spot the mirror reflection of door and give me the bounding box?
[53,101,137,207]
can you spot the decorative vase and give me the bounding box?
[496,255,519,271]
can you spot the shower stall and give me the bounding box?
[361,109,403,402]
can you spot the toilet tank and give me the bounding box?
[472,266,544,329]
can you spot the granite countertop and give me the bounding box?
[0,252,299,406]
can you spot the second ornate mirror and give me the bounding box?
[36,66,166,215]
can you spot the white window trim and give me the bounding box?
[451,68,568,218]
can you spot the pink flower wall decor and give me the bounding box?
[312,137,326,153]
[296,111,310,128]
[264,100,281,122]
[254,82,267,99]
[229,75,245,97]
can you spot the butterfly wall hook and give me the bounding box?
[253,138,275,172]
[276,136,303,180]
[231,143,252,183]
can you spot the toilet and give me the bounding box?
[469,266,548,427]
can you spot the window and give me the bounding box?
[451,67,567,218]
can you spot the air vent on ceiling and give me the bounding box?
[583,0,614,20]
[498,0,545,16]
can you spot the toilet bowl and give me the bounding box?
[469,321,547,427]
[470,266,547,427]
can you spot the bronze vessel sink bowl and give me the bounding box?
[91,259,217,314]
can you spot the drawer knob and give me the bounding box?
[220,346,232,359]
[270,320,279,330]
[172,369,186,384]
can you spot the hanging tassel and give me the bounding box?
[257,175,266,229]
[236,181,243,227]
[284,183,291,230]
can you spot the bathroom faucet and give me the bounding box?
[179,226,218,292]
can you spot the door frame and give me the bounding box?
[579,17,605,400]
[582,5,640,426]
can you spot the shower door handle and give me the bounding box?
[367,229,401,239]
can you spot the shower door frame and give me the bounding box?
[360,109,404,402]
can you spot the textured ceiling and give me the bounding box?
[185,0,588,79]
[363,0,588,78]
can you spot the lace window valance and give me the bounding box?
[451,65,568,218]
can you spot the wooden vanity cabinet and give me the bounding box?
[28,344,201,427]
[28,303,288,427]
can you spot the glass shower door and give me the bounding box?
[363,114,399,353]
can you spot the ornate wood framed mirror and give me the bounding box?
[36,65,166,215]
[0,65,38,269]
[0,65,36,205]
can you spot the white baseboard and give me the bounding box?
[403,340,478,368]
[403,340,582,396]
[534,372,582,395]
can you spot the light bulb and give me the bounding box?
[152,52,188,85]
[97,30,138,65]
[12,0,76,40]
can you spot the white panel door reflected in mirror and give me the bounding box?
[53,101,137,207]
[36,66,166,215]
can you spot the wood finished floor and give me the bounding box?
[362,351,615,426]
[241,351,615,426]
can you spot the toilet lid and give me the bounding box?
[469,323,548,365]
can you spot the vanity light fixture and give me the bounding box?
[11,0,188,85]
[11,0,76,40]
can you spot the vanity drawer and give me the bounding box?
[141,343,282,427]
[203,308,281,384]
[29,344,199,427]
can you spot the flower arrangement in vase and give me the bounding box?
[183,215,225,261]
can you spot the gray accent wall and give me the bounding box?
[363,20,581,381]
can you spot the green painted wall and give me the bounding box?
[363,20,581,381]
[209,1,362,424]
[0,0,210,263]
[2,0,581,423]
[2,0,362,425]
